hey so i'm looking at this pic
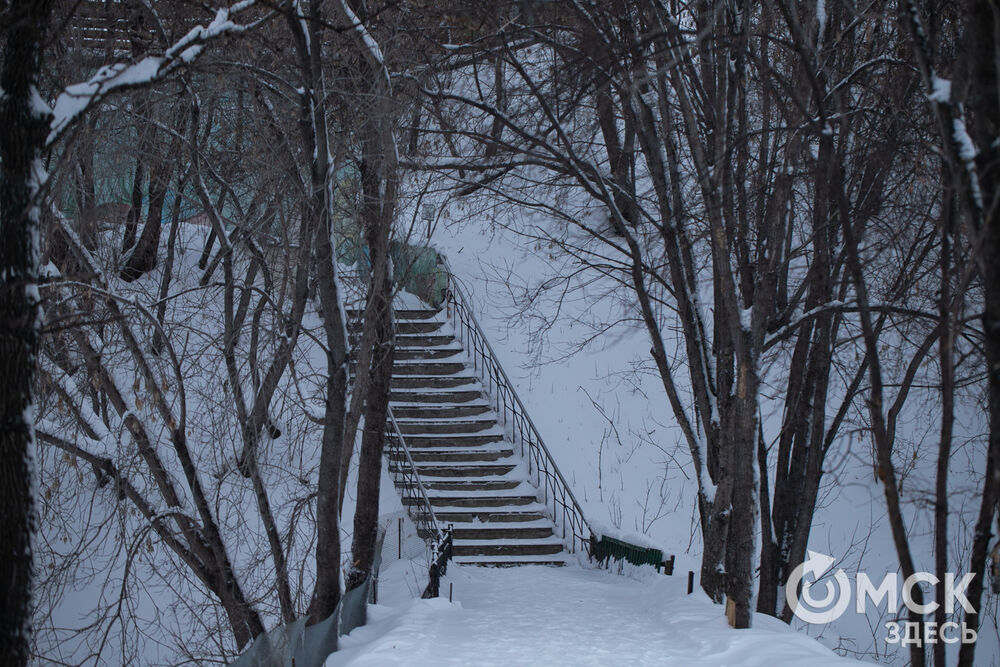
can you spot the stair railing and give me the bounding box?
[422,529,454,599]
[385,405,454,595]
[440,256,592,556]
[385,407,443,543]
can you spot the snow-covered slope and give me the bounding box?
[409,208,999,665]
[330,564,867,666]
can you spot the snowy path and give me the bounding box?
[328,564,865,666]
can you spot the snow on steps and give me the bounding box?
[398,477,521,492]
[381,307,570,567]
[401,431,505,447]
[390,462,516,477]
[389,389,483,403]
[392,375,476,389]
[390,403,491,419]
[393,418,496,434]
[449,554,574,566]
[402,494,537,507]
[390,446,514,463]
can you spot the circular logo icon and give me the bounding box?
[786,551,852,624]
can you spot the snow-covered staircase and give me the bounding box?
[351,307,571,567]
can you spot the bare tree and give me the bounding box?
[895,2,999,665]
[404,2,986,644]
[0,2,56,663]
[29,0,420,659]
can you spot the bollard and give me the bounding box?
[449,582,453,603]
[687,571,694,595]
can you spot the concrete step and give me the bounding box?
[391,404,492,419]
[453,555,570,567]
[452,540,564,557]
[402,321,445,334]
[394,419,496,435]
[347,321,443,336]
[350,374,472,390]
[350,348,461,364]
[347,308,440,321]
[418,509,545,523]
[402,433,504,448]
[405,494,535,508]
[350,331,454,347]
[393,362,467,376]
[390,389,482,404]
[391,375,478,389]
[428,494,538,512]
[394,334,455,348]
[401,462,516,477]
[402,478,522,492]
[393,348,463,361]
[451,525,554,540]
[390,446,513,463]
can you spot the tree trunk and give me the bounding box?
[345,130,398,596]
[332,0,400,596]
[121,147,168,281]
[345,284,394,592]
[725,348,761,628]
[958,3,1000,664]
[310,216,348,624]
[123,154,145,252]
[152,171,187,354]
[298,0,348,630]
[0,4,55,663]
[933,165,956,667]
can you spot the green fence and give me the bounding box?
[338,238,448,308]
[590,535,675,574]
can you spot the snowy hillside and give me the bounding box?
[416,213,1000,665]
[10,1,999,666]
[332,565,865,667]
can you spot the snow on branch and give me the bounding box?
[46,0,262,147]
[330,0,385,74]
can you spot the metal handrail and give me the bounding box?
[385,406,444,542]
[422,529,453,599]
[439,256,593,556]
[378,354,455,595]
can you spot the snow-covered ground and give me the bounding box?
[401,203,1000,664]
[331,563,866,666]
